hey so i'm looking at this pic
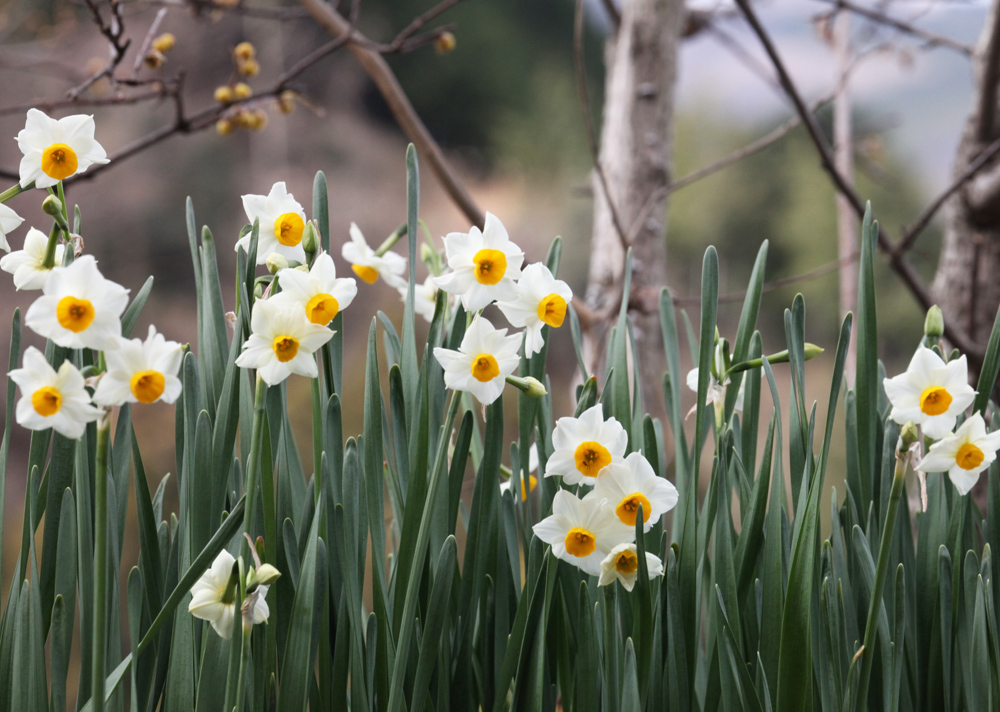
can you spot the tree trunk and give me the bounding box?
[584,0,684,418]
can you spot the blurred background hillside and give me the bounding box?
[0,0,987,616]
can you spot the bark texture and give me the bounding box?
[584,0,684,416]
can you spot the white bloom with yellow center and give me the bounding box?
[0,227,64,290]
[532,490,631,576]
[270,252,357,326]
[686,340,745,419]
[434,212,524,312]
[235,182,308,265]
[545,404,628,486]
[496,263,572,356]
[0,203,25,252]
[883,346,976,440]
[432,315,521,404]
[585,452,678,533]
[25,255,129,350]
[916,413,1000,495]
[235,298,334,385]
[398,275,446,323]
[342,223,407,288]
[9,346,103,439]
[598,543,664,592]
[188,550,271,639]
[17,109,109,188]
[500,444,540,502]
[92,325,183,406]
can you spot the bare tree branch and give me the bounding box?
[132,7,169,78]
[815,0,973,56]
[70,0,131,99]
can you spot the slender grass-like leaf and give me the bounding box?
[410,536,458,712]
[313,170,330,254]
[855,204,878,510]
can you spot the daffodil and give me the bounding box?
[686,339,744,421]
[235,182,308,265]
[92,325,183,406]
[916,413,1000,495]
[432,315,521,404]
[398,274,446,323]
[269,252,357,326]
[188,550,273,639]
[585,452,678,532]
[17,109,109,188]
[24,255,129,351]
[9,346,103,439]
[883,346,976,440]
[0,227,64,290]
[434,212,524,312]
[545,404,628,486]
[235,298,334,385]
[496,263,572,356]
[0,203,24,252]
[500,444,539,501]
[342,223,406,288]
[532,490,631,576]
[598,543,664,592]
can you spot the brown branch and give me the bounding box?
[71,0,131,99]
[0,89,168,117]
[379,0,467,53]
[600,0,621,29]
[122,0,311,20]
[816,0,973,57]
[976,0,1000,143]
[132,7,169,78]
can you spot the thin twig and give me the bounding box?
[132,7,169,78]
[380,0,467,53]
[71,0,131,99]
[123,0,311,20]
[815,0,973,56]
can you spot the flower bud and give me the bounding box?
[41,195,64,218]
[214,85,234,104]
[899,421,919,452]
[254,563,281,586]
[232,82,252,100]
[234,41,256,61]
[278,90,296,114]
[144,50,166,69]
[435,31,456,54]
[152,33,176,53]
[216,118,234,135]
[302,220,319,254]
[253,281,264,300]
[419,241,436,265]
[924,305,944,339]
[265,253,289,275]
[506,375,547,398]
[238,58,260,78]
[803,343,824,360]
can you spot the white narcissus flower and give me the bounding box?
[598,543,664,592]
[532,490,632,576]
[235,182,308,265]
[916,413,1000,496]
[9,346,103,439]
[500,444,540,502]
[24,255,129,351]
[235,298,334,386]
[434,212,524,312]
[883,346,976,440]
[269,251,357,326]
[342,223,406,289]
[545,404,629,486]
[189,550,239,639]
[0,203,25,252]
[432,315,521,405]
[398,275,446,323]
[17,109,109,189]
[585,452,678,533]
[497,263,572,356]
[92,325,183,406]
[686,340,744,419]
[1,227,65,290]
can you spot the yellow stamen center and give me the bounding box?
[473,249,507,285]
[272,335,299,363]
[306,293,339,324]
[31,386,62,417]
[274,212,304,247]
[564,527,596,558]
[615,492,653,527]
[537,293,567,328]
[574,441,612,478]
[41,143,78,180]
[513,474,538,502]
[352,264,379,284]
[919,386,953,416]
[615,549,639,575]
[56,296,95,333]
[130,370,166,404]
[956,442,985,471]
[471,353,499,382]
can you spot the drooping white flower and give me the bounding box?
[500,444,540,502]
[0,203,25,252]
[545,404,629,486]
[235,182,308,265]
[598,543,664,592]
[0,227,65,290]
[686,340,744,419]
[188,550,272,639]
[24,255,129,350]
[235,298,334,386]
[398,274,446,323]
[916,413,1000,495]
[269,251,357,326]
[17,109,109,188]
[496,263,572,356]
[883,346,976,440]
[585,452,678,533]
[8,346,103,439]
[92,325,183,406]
[342,223,406,289]
[434,212,524,312]
[432,315,521,404]
[532,490,632,576]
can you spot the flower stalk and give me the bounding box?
[242,377,268,558]
[91,416,111,712]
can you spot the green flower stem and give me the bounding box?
[373,223,407,257]
[91,418,112,712]
[242,377,268,556]
[57,180,68,222]
[0,182,29,203]
[602,584,619,710]
[233,558,251,712]
[311,367,323,505]
[855,447,908,712]
[41,224,61,270]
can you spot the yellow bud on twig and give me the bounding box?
[232,83,252,100]
[152,33,176,53]
[214,86,233,104]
